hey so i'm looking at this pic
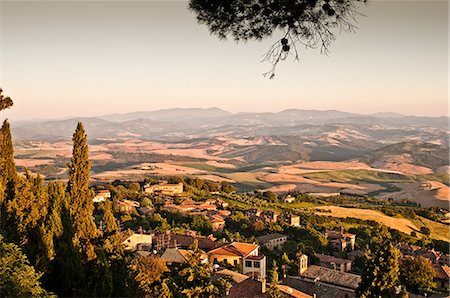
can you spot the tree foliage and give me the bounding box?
[400,256,436,294]
[0,234,50,297]
[67,122,98,259]
[189,0,366,78]
[0,88,13,112]
[356,226,406,298]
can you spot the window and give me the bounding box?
[234,260,238,266]
[213,258,218,263]
[245,260,252,267]
[254,261,260,268]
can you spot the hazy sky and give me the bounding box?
[0,0,448,120]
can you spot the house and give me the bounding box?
[243,255,266,280]
[315,253,352,272]
[160,248,207,265]
[117,199,140,213]
[245,208,264,219]
[138,206,153,216]
[282,214,300,227]
[122,232,153,251]
[144,182,183,196]
[396,243,421,256]
[216,199,229,209]
[210,215,226,231]
[326,230,356,251]
[283,195,296,204]
[153,231,218,252]
[285,254,361,298]
[93,190,111,203]
[433,265,450,289]
[261,210,280,223]
[257,233,288,251]
[208,242,260,271]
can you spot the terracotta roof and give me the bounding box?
[208,242,259,257]
[215,269,249,284]
[301,265,361,289]
[171,234,218,251]
[276,285,312,298]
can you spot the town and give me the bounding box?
[92,177,450,297]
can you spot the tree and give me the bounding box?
[67,122,98,260]
[189,0,366,78]
[400,257,436,295]
[129,255,169,297]
[267,260,283,298]
[0,88,13,111]
[0,234,49,297]
[356,226,406,298]
[420,226,431,236]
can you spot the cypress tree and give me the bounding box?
[0,120,16,232]
[67,122,97,260]
[0,120,16,180]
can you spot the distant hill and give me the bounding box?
[364,141,449,171]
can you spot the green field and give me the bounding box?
[300,169,413,183]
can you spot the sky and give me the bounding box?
[0,0,448,120]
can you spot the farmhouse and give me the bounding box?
[93,189,111,203]
[326,230,356,251]
[122,232,153,251]
[144,182,184,196]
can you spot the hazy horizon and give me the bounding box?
[7,106,449,123]
[1,1,448,121]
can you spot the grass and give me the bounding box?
[310,206,420,235]
[412,216,450,242]
[300,169,413,183]
[182,163,233,173]
[415,173,450,186]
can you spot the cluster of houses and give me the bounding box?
[244,208,301,227]
[120,228,368,297]
[396,243,450,289]
[163,197,230,231]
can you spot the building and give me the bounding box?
[210,215,226,231]
[153,231,219,252]
[93,189,111,203]
[117,199,140,213]
[257,233,288,251]
[434,265,450,289]
[261,210,280,223]
[144,182,184,196]
[138,206,153,216]
[283,214,300,227]
[285,254,361,298]
[122,232,153,251]
[208,242,261,271]
[315,253,352,272]
[160,248,207,265]
[283,195,296,204]
[326,230,356,251]
[243,255,266,280]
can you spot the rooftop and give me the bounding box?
[215,269,249,284]
[301,265,361,290]
[208,242,259,258]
